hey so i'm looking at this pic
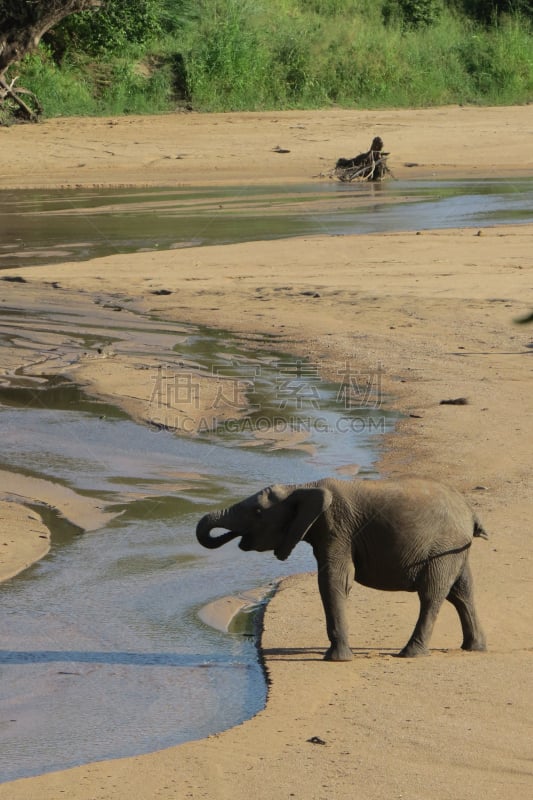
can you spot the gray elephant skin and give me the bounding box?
[196,477,488,660]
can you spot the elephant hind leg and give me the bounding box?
[446,562,486,652]
[399,561,453,658]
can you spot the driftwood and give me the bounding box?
[332,136,392,182]
[0,76,43,122]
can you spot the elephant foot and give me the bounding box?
[461,638,487,652]
[398,642,430,658]
[324,643,353,662]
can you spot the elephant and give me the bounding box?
[196,477,488,660]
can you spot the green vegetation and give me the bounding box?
[9,0,533,116]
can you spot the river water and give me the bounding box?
[1,177,532,268]
[0,313,394,781]
[0,177,529,782]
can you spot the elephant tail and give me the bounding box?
[473,516,489,540]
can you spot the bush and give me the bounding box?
[458,1,533,24]
[383,0,442,29]
[454,17,533,101]
[46,0,163,60]
[183,0,273,110]
[15,48,95,117]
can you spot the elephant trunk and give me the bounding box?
[196,508,242,549]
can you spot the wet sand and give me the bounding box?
[0,502,50,582]
[0,105,532,798]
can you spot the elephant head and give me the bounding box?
[196,483,333,561]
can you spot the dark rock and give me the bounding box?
[439,398,469,405]
[307,736,327,745]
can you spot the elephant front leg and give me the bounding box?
[317,563,353,662]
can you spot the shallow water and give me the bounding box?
[0,175,527,782]
[1,178,532,268]
[0,317,395,782]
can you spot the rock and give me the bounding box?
[439,397,469,405]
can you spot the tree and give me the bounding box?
[0,0,102,120]
[47,0,163,61]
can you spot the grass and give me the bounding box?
[184,3,533,110]
[10,1,533,118]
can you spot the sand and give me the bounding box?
[0,105,531,798]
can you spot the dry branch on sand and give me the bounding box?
[332,135,392,182]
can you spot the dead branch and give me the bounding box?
[331,136,393,183]
[0,75,42,121]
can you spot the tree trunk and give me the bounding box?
[0,1,102,120]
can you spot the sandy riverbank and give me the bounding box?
[0,105,532,798]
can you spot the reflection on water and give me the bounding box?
[1,178,532,268]
[0,319,395,782]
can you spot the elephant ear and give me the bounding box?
[274,487,333,561]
